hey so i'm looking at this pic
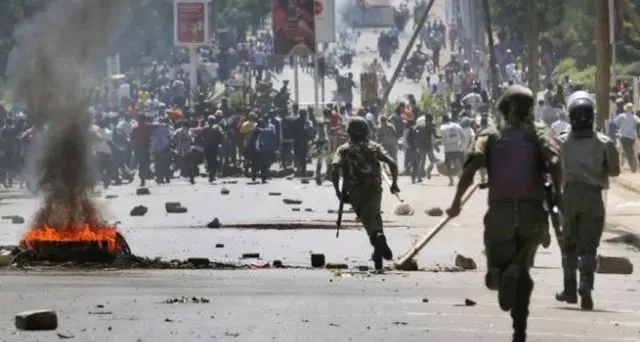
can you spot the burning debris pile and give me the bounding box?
[6,0,130,263]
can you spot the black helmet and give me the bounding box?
[497,85,534,119]
[566,91,595,130]
[346,116,369,137]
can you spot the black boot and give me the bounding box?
[555,277,578,304]
[511,274,533,342]
[579,271,594,310]
[370,233,393,270]
[499,264,521,312]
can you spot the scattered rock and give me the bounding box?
[136,187,150,196]
[310,253,326,268]
[421,298,429,303]
[268,192,282,196]
[88,311,112,315]
[283,198,303,205]
[165,202,188,214]
[272,260,283,268]
[596,255,634,275]
[241,253,260,259]
[220,188,230,195]
[163,296,210,304]
[246,181,259,185]
[207,218,221,229]
[56,332,75,339]
[286,176,294,180]
[455,254,477,270]
[464,299,477,306]
[291,208,301,212]
[187,258,210,267]
[395,259,419,271]
[105,195,118,199]
[425,207,444,217]
[327,209,336,214]
[300,179,310,184]
[304,208,313,212]
[392,321,408,325]
[356,265,370,272]
[215,243,224,248]
[164,318,174,322]
[129,205,148,217]
[11,216,25,224]
[222,180,238,184]
[325,263,348,270]
[15,309,58,331]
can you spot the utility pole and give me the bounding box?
[596,0,612,131]
[526,0,540,95]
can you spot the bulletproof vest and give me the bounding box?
[486,128,544,201]
[343,141,382,186]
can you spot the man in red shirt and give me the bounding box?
[129,114,156,186]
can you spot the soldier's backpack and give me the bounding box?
[485,127,546,200]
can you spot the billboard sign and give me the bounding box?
[315,0,335,42]
[272,0,316,56]
[174,0,210,46]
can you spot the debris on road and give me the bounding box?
[421,298,429,303]
[272,260,283,268]
[163,296,210,304]
[215,243,224,248]
[392,321,408,325]
[464,299,477,306]
[596,255,633,274]
[292,208,301,212]
[393,202,415,216]
[241,253,260,259]
[136,187,150,196]
[207,218,221,228]
[326,263,348,270]
[304,208,313,212]
[425,207,444,217]
[130,205,148,217]
[300,179,310,184]
[310,253,326,267]
[105,195,118,199]
[283,198,303,205]
[356,265,370,271]
[56,332,75,339]
[395,259,419,271]
[165,202,187,213]
[15,309,58,331]
[268,192,282,196]
[220,188,230,195]
[88,311,112,315]
[455,254,477,270]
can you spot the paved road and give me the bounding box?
[272,0,451,106]
[1,172,640,341]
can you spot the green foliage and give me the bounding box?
[551,57,640,88]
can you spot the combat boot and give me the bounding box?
[371,233,393,270]
[499,264,521,311]
[555,278,578,304]
[510,274,533,342]
[579,271,594,310]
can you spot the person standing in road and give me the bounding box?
[446,85,561,342]
[613,103,640,172]
[439,115,465,186]
[331,117,399,271]
[555,91,620,311]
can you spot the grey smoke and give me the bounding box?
[6,0,128,227]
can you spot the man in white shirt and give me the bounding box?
[92,119,117,188]
[462,89,483,111]
[439,115,465,185]
[613,102,640,171]
[550,113,571,137]
[117,81,131,107]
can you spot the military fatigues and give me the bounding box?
[557,130,620,308]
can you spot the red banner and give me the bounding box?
[176,2,206,45]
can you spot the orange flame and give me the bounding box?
[21,223,120,253]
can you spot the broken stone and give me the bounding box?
[395,259,419,271]
[304,208,313,212]
[310,253,326,268]
[292,208,301,212]
[215,243,224,248]
[136,187,150,196]
[272,260,283,268]
[221,188,230,195]
[187,258,210,267]
[596,255,634,275]
[283,198,303,205]
[325,263,349,270]
[268,192,282,196]
[464,299,477,306]
[300,179,310,184]
[57,332,75,339]
[165,202,187,214]
[223,180,238,184]
[105,195,118,199]
[356,265,370,272]
[241,253,260,259]
[15,310,58,331]
[286,176,294,180]
[130,205,148,217]
[425,207,444,217]
[207,218,221,229]
[11,216,25,224]
[455,254,477,270]
[327,209,336,214]
[246,181,259,185]
[421,298,429,303]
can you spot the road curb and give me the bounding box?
[614,176,640,195]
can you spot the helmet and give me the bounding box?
[346,116,369,137]
[566,90,595,130]
[497,85,534,121]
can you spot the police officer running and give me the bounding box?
[331,117,399,270]
[445,85,562,342]
[555,91,620,310]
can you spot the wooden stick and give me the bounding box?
[381,166,404,202]
[395,184,479,268]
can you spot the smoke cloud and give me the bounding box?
[6,0,128,227]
